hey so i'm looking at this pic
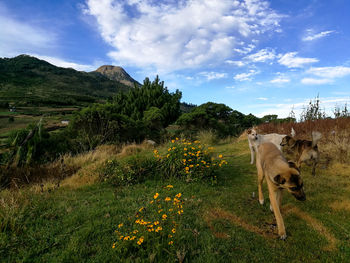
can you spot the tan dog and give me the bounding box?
[280,131,321,176]
[256,142,306,239]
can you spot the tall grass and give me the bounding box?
[257,117,350,164]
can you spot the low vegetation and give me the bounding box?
[1,135,349,262]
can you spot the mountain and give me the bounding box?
[95,65,141,87]
[0,55,136,107]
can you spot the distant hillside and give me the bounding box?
[0,55,136,107]
[95,65,141,87]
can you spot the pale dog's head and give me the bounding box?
[247,128,258,141]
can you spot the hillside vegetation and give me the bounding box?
[0,55,134,107]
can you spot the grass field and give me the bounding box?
[1,137,350,262]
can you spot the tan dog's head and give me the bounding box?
[273,161,306,201]
[280,135,295,147]
[247,128,258,141]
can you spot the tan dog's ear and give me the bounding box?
[288,161,300,172]
[274,174,286,185]
[247,129,252,134]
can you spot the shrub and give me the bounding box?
[100,154,157,186]
[154,138,227,182]
[112,186,184,258]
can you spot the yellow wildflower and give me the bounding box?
[175,193,182,198]
[155,226,163,232]
[168,148,171,151]
[165,197,171,202]
[171,140,175,143]
[184,147,187,151]
[166,185,173,189]
[137,237,144,245]
[154,221,159,225]
[162,214,167,220]
[154,193,159,199]
[169,241,174,245]
[185,167,189,171]
[172,228,176,233]
[219,154,223,158]
[118,223,123,228]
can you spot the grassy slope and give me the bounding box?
[1,138,350,262]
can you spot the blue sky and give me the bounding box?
[1,0,350,118]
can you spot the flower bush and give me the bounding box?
[112,186,184,256]
[154,138,227,182]
[100,154,157,186]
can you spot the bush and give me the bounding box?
[100,154,157,186]
[154,138,227,182]
[112,186,184,258]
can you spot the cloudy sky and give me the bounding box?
[1,0,350,118]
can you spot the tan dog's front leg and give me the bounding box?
[256,160,265,205]
[268,183,286,239]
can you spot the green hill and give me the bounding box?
[0,55,137,107]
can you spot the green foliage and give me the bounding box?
[112,75,182,127]
[333,103,349,118]
[176,102,261,137]
[4,119,49,166]
[300,95,326,121]
[99,154,157,186]
[68,76,182,149]
[69,103,146,151]
[154,139,227,182]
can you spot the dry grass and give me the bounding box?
[197,130,219,145]
[1,142,155,190]
[257,118,350,164]
[330,200,350,212]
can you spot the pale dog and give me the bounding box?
[247,128,287,165]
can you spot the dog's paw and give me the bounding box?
[279,234,287,240]
[270,204,273,212]
[259,199,264,205]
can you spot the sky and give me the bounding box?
[1,0,350,118]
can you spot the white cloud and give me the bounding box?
[245,48,276,63]
[306,66,350,79]
[301,78,332,85]
[302,30,335,41]
[83,0,283,72]
[30,54,98,71]
[278,52,318,68]
[199,71,227,81]
[225,60,245,67]
[234,69,259,81]
[0,10,56,57]
[225,85,235,89]
[270,76,290,84]
[257,97,268,101]
[233,44,255,54]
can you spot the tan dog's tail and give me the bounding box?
[312,131,322,147]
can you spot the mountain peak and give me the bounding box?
[95,65,140,87]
